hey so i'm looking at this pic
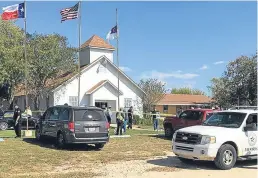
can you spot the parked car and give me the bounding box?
[0,110,39,130]
[172,108,257,170]
[163,109,214,137]
[35,105,110,149]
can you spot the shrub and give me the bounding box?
[133,114,153,126]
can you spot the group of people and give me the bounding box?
[104,105,134,135]
[12,105,32,138]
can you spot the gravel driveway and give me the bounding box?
[93,152,257,178]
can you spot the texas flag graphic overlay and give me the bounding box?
[1,3,25,20]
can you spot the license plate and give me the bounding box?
[85,127,99,132]
[89,128,95,132]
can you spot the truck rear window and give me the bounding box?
[206,113,213,120]
[74,109,106,121]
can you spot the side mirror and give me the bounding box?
[244,123,256,131]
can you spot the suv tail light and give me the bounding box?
[106,122,110,130]
[68,122,74,132]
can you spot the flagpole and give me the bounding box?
[24,1,28,130]
[77,1,82,106]
[116,8,120,110]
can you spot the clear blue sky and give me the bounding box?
[1,1,257,95]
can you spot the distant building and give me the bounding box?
[155,94,212,115]
[14,35,145,122]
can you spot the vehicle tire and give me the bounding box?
[214,144,237,170]
[178,157,193,164]
[55,132,66,149]
[0,122,8,131]
[164,126,173,138]
[35,126,42,141]
[95,143,105,150]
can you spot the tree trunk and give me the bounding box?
[34,95,40,111]
[46,95,49,109]
[8,92,14,110]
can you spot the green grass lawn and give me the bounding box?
[0,129,171,178]
[0,130,35,138]
[0,128,159,138]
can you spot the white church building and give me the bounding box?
[14,35,145,119]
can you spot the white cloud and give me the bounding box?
[213,61,225,65]
[141,70,199,80]
[200,65,208,70]
[119,66,132,72]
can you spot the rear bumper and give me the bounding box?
[65,133,109,144]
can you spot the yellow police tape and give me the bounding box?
[103,110,176,121]
[29,110,176,118]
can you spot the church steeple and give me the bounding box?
[79,35,115,66]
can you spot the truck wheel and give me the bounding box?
[0,122,8,130]
[56,132,66,149]
[164,126,173,138]
[214,144,237,170]
[178,157,193,164]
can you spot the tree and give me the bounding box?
[171,87,206,95]
[0,20,25,107]
[27,33,76,110]
[138,78,168,113]
[208,55,257,107]
[208,77,231,108]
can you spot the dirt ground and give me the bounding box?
[92,152,258,178]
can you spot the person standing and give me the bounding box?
[116,108,124,135]
[127,106,133,129]
[13,105,22,138]
[24,106,32,118]
[177,107,183,117]
[122,108,127,133]
[105,106,112,124]
[151,107,158,131]
[108,106,112,124]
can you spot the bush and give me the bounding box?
[133,114,153,126]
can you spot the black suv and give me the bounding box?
[35,105,110,149]
[0,110,39,130]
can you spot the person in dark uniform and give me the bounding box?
[13,105,22,138]
[127,106,133,129]
[105,106,112,124]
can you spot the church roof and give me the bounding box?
[86,80,123,95]
[14,56,145,97]
[81,35,115,50]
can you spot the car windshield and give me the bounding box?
[4,111,14,118]
[202,112,247,128]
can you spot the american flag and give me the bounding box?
[60,2,79,22]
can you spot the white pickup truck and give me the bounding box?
[172,108,257,170]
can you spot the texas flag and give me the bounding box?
[1,3,25,20]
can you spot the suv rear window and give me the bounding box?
[74,109,106,121]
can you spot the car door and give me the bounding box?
[41,108,52,136]
[175,110,192,130]
[74,108,108,139]
[47,107,60,137]
[242,113,258,156]
[57,107,70,133]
